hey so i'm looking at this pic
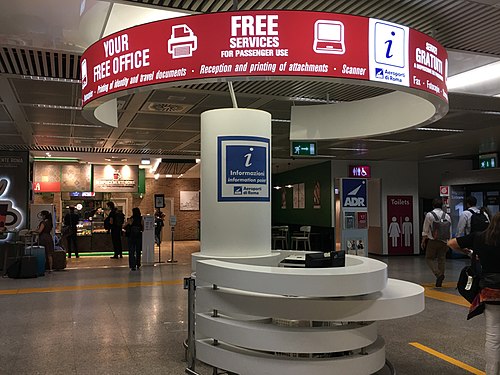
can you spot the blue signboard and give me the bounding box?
[217,136,270,202]
[342,178,367,208]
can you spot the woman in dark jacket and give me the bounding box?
[125,207,143,271]
[448,212,500,374]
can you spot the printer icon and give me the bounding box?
[167,24,198,59]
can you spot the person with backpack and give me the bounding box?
[106,201,123,259]
[457,196,490,236]
[448,212,500,374]
[421,198,452,287]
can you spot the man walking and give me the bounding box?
[421,198,451,287]
[457,195,490,236]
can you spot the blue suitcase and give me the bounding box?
[25,245,45,276]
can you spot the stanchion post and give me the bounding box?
[167,226,177,263]
[184,277,196,372]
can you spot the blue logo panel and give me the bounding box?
[217,136,270,202]
[342,178,367,208]
[225,145,267,185]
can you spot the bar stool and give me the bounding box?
[291,226,311,250]
[272,226,289,249]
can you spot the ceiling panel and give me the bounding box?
[35,136,71,146]
[72,126,113,138]
[0,122,18,134]
[11,78,76,105]
[149,89,208,105]
[23,106,72,123]
[0,105,12,121]
[129,112,181,129]
[121,129,161,141]
[0,134,25,144]
[31,123,71,137]
[158,130,199,143]
[168,116,200,131]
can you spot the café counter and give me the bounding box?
[73,220,128,252]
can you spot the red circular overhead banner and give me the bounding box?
[81,10,448,107]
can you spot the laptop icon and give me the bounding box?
[313,20,345,54]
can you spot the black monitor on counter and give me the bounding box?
[305,251,345,268]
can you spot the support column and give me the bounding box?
[200,108,271,257]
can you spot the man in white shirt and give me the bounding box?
[421,198,452,287]
[456,196,488,236]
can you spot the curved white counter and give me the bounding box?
[193,254,424,375]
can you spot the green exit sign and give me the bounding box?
[479,153,497,169]
[291,141,317,156]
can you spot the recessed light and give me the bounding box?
[416,127,464,133]
[425,152,453,159]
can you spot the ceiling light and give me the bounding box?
[34,157,79,162]
[21,75,80,84]
[272,119,291,123]
[289,97,330,103]
[150,158,161,173]
[362,138,411,143]
[447,61,500,91]
[178,174,184,178]
[285,185,293,188]
[32,122,102,128]
[165,174,173,178]
[425,152,453,159]
[141,158,151,165]
[154,173,160,180]
[273,186,282,190]
[328,147,369,152]
[416,127,464,133]
[31,104,82,110]
[195,159,201,163]
[45,152,51,157]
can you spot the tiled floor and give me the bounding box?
[0,242,487,374]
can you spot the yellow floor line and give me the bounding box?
[409,342,485,375]
[0,279,183,295]
[423,284,470,307]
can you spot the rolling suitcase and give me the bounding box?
[18,256,38,278]
[53,249,66,270]
[7,256,38,279]
[24,234,45,276]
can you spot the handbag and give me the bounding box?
[457,255,481,304]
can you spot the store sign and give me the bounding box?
[217,136,270,202]
[291,141,317,156]
[81,11,448,107]
[32,181,61,193]
[342,178,367,208]
[349,165,371,178]
[93,165,139,192]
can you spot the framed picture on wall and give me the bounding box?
[180,191,200,211]
[154,194,165,208]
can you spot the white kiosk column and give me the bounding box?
[200,109,272,257]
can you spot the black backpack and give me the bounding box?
[468,209,489,233]
[115,211,125,227]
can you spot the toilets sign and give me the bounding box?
[217,136,270,202]
[342,178,367,208]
